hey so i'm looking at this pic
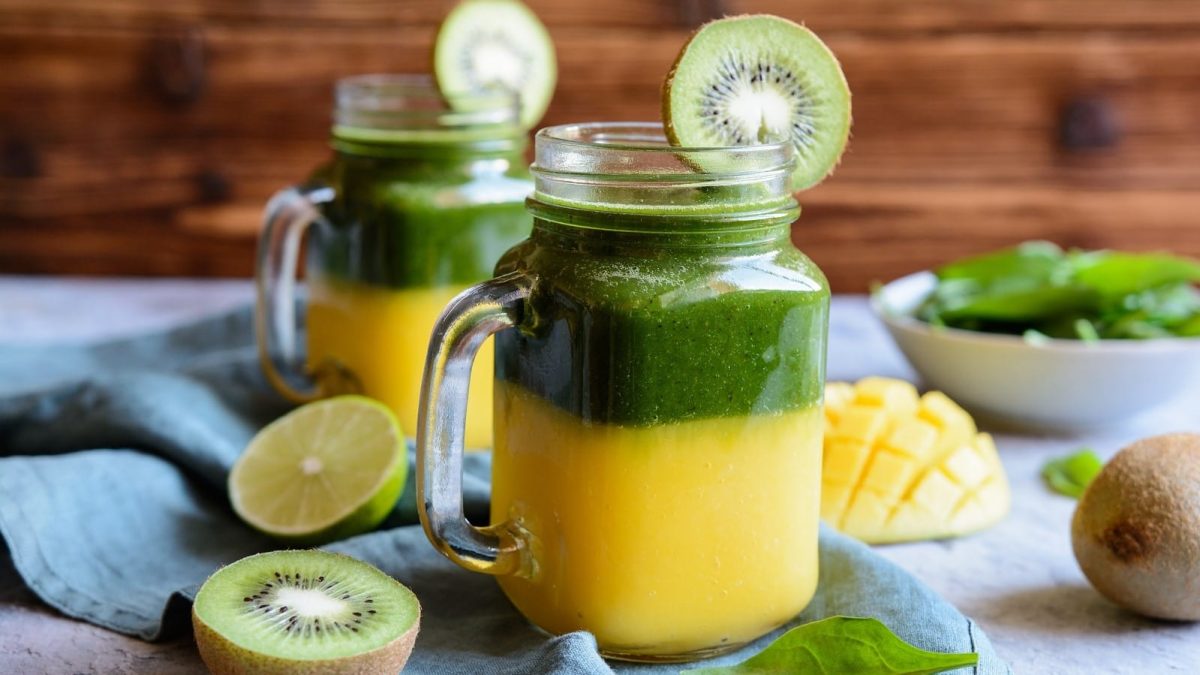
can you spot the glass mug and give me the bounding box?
[417,123,830,661]
[255,75,533,448]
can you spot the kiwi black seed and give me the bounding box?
[192,550,420,675]
[662,14,852,191]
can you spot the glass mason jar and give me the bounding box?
[417,123,830,661]
[256,75,532,448]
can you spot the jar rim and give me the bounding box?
[530,122,797,216]
[536,122,792,160]
[332,74,523,148]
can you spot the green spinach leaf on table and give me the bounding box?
[681,617,978,675]
[1042,448,1104,499]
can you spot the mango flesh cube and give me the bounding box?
[975,477,1011,516]
[886,503,938,543]
[824,439,872,485]
[821,483,853,520]
[829,405,890,444]
[909,469,963,519]
[852,377,919,415]
[882,419,939,461]
[918,391,977,456]
[842,489,892,536]
[950,498,988,533]
[821,379,1010,544]
[942,444,992,489]
[860,450,918,501]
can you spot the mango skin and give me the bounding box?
[822,377,1011,544]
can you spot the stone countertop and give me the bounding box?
[1,276,1198,674]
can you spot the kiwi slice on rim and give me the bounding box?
[434,0,557,129]
[192,550,420,675]
[663,15,852,191]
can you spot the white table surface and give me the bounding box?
[1,276,1198,674]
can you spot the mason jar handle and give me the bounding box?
[255,184,344,402]
[417,272,533,577]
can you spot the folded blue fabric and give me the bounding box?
[0,308,1008,674]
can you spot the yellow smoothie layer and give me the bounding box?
[492,382,823,658]
[307,279,493,449]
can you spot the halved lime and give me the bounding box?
[229,396,406,545]
[434,0,557,129]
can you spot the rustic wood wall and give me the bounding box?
[2,1,1199,291]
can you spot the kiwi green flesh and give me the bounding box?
[434,0,557,130]
[664,15,851,191]
[193,550,419,663]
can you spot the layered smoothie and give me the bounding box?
[491,218,829,657]
[306,151,531,448]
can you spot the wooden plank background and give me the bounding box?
[1,0,1199,291]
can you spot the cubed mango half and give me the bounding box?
[821,377,1011,544]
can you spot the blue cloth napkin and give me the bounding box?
[0,307,1008,673]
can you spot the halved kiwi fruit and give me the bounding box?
[434,0,557,129]
[193,550,420,675]
[663,15,852,191]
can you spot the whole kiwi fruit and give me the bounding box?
[1071,433,1200,621]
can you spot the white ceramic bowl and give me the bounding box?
[872,271,1200,429]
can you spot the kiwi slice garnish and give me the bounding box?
[434,0,557,129]
[662,15,852,191]
[192,550,420,675]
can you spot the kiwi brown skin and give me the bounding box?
[1071,433,1200,621]
[193,607,419,675]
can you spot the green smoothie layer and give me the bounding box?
[495,221,829,426]
[310,151,533,289]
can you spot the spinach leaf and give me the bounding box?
[1073,252,1200,300]
[1102,315,1175,340]
[1174,314,1200,337]
[937,285,1098,323]
[1042,449,1104,499]
[913,243,1200,340]
[1118,283,1200,324]
[1032,314,1097,339]
[937,240,1063,285]
[682,617,979,675]
[1074,318,1100,342]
